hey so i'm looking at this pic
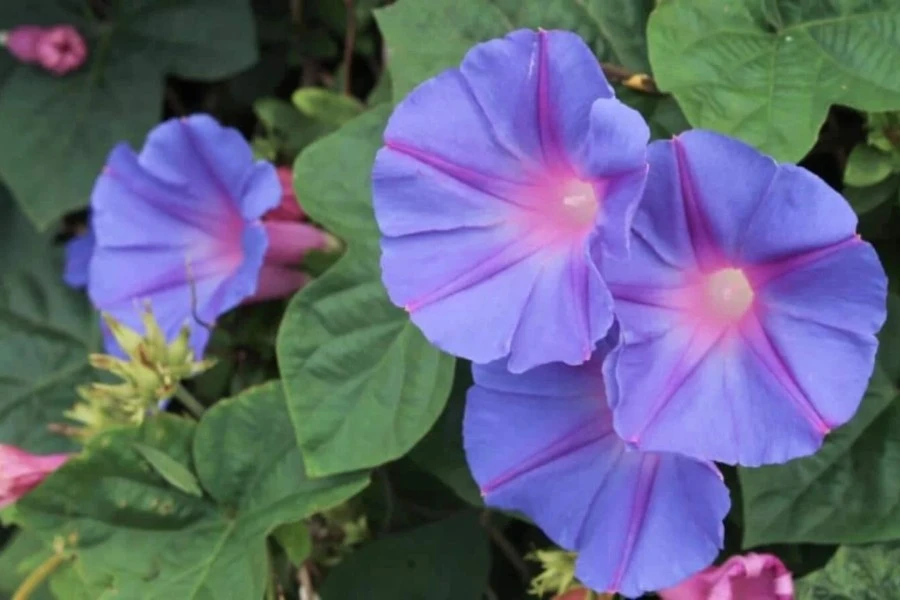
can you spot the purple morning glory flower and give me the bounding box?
[604,130,888,466]
[88,115,283,357]
[464,353,730,598]
[373,29,649,373]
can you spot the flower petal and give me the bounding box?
[465,358,729,597]
[139,115,279,221]
[63,229,95,289]
[460,29,613,171]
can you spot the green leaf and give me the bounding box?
[844,175,900,216]
[272,521,312,566]
[292,88,365,126]
[0,193,95,453]
[375,0,657,99]
[740,293,900,547]
[0,0,258,229]
[18,384,367,599]
[845,145,895,187]
[132,443,203,498]
[795,542,900,599]
[253,97,335,160]
[0,531,54,600]
[277,107,455,477]
[648,0,900,162]
[319,512,491,599]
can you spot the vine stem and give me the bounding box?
[12,553,66,600]
[480,510,530,584]
[174,384,206,418]
[341,0,356,96]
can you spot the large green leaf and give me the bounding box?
[0,0,258,229]
[0,194,95,453]
[648,0,900,162]
[319,512,490,600]
[18,384,367,599]
[740,293,900,547]
[796,542,900,599]
[277,107,455,477]
[375,0,656,99]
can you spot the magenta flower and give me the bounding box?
[464,352,730,598]
[0,445,70,509]
[2,24,87,75]
[659,553,793,600]
[373,29,649,373]
[604,131,887,466]
[87,115,319,357]
[35,25,87,75]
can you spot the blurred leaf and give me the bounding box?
[368,69,393,105]
[277,107,455,477]
[0,193,94,453]
[19,385,367,598]
[844,175,900,216]
[272,521,312,566]
[796,542,900,599]
[314,0,384,37]
[648,0,900,162]
[845,145,895,187]
[740,293,900,547]
[319,512,490,599]
[0,0,258,229]
[254,97,333,160]
[132,443,203,498]
[375,0,656,99]
[0,531,54,600]
[292,87,365,126]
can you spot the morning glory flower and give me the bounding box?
[373,29,649,373]
[464,353,730,598]
[87,115,307,357]
[604,130,888,466]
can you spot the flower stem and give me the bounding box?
[174,385,206,418]
[12,553,66,600]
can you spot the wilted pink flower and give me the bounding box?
[249,166,337,302]
[659,553,793,600]
[1,24,87,75]
[265,167,305,222]
[35,25,87,75]
[0,445,71,509]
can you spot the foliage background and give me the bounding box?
[1,0,900,598]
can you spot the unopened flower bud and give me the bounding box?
[2,26,43,63]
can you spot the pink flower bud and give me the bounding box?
[659,553,793,600]
[0,445,71,508]
[265,166,305,222]
[3,26,43,63]
[35,25,87,76]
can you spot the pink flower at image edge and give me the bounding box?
[659,553,793,600]
[0,445,71,509]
